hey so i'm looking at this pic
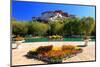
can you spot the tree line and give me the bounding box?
[12,17,95,38]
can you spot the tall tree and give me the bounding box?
[80,17,95,47]
[49,21,64,35]
[12,20,28,36]
[28,21,49,36]
[80,17,95,36]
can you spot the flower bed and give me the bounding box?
[49,35,63,41]
[27,45,83,63]
[15,36,24,41]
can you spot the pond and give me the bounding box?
[24,37,95,43]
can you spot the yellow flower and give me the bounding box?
[30,48,36,52]
[52,46,61,50]
[75,47,81,50]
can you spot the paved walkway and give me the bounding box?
[12,41,95,66]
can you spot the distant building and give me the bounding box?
[32,10,76,22]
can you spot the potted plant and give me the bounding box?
[83,36,91,47]
[14,35,25,48]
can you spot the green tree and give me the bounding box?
[28,21,49,36]
[71,18,81,35]
[12,20,28,36]
[80,17,95,47]
[49,21,64,35]
[80,17,95,36]
[63,18,81,36]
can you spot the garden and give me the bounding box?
[26,45,83,63]
[12,17,95,42]
[12,16,95,64]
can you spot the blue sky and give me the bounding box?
[12,1,95,21]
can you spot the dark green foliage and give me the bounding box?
[27,21,49,36]
[12,20,28,36]
[49,21,64,35]
[80,17,95,36]
[63,18,81,36]
[12,17,95,37]
[36,45,53,53]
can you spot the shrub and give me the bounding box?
[44,50,64,58]
[74,47,83,53]
[12,21,28,36]
[27,51,38,56]
[36,45,53,53]
[49,35,63,40]
[28,22,49,36]
[27,45,83,63]
[62,45,75,51]
[64,50,72,55]
[15,36,24,41]
[48,56,62,63]
[43,50,64,63]
[75,46,81,50]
